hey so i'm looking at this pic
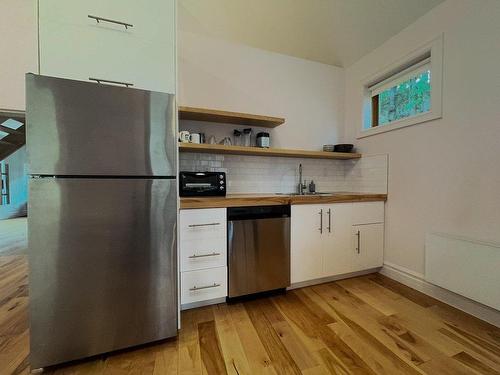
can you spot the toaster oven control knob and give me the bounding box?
[220,186,224,190]
[220,180,224,184]
[219,174,224,178]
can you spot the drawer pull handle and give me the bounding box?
[189,283,220,291]
[188,222,220,228]
[188,252,221,259]
[88,15,133,29]
[356,230,361,254]
[89,77,133,87]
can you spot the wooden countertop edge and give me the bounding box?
[180,194,387,209]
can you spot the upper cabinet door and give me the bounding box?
[322,203,352,277]
[39,0,175,43]
[38,0,176,94]
[0,0,38,111]
[291,204,324,284]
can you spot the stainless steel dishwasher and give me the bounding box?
[227,205,290,298]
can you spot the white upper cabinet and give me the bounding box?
[38,0,176,94]
[0,0,38,111]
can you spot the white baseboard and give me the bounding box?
[380,262,500,328]
[288,268,381,290]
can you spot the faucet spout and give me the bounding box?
[298,163,306,195]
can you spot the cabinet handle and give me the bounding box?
[319,209,323,234]
[327,208,331,233]
[89,77,133,87]
[88,15,133,29]
[189,283,220,291]
[188,252,221,259]
[188,222,220,228]
[356,230,361,254]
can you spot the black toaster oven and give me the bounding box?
[179,171,226,197]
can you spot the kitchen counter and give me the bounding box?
[180,192,387,209]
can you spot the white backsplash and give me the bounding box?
[179,153,388,194]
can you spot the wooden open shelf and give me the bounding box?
[178,106,285,128]
[179,143,361,160]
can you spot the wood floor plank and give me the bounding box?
[227,303,278,375]
[274,289,377,374]
[438,327,500,370]
[1,244,499,375]
[418,353,480,375]
[313,283,432,372]
[337,277,466,357]
[212,304,252,375]
[328,321,410,375]
[453,351,500,375]
[367,274,441,308]
[198,320,228,375]
[153,340,179,375]
[428,305,500,347]
[244,299,302,375]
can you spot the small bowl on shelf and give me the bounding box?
[333,144,354,153]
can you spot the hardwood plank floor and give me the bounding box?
[1,254,499,374]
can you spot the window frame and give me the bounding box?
[359,34,443,139]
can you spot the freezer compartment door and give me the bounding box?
[26,74,176,176]
[28,178,177,368]
[228,217,290,298]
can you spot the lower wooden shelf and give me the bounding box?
[178,143,361,160]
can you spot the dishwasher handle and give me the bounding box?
[227,205,290,221]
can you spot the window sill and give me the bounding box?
[357,110,441,139]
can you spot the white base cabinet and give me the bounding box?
[290,204,323,283]
[179,208,227,307]
[291,202,384,284]
[351,223,384,272]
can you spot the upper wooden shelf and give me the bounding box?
[178,106,285,128]
[179,143,361,160]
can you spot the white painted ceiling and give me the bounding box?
[179,0,444,67]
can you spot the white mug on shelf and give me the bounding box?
[179,131,190,143]
[190,133,201,144]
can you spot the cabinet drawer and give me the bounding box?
[180,208,227,241]
[180,237,227,272]
[39,0,175,44]
[351,202,384,225]
[39,21,175,93]
[181,267,227,305]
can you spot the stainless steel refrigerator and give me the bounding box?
[26,74,178,369]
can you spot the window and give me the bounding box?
[371,60,431,127]
[360,35,443,138]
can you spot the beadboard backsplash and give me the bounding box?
[179,153,388,194]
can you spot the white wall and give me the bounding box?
[178,31,345,150]
[344,0,500,275]
[0,0,37,111]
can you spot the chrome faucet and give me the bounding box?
[298,163,307,195]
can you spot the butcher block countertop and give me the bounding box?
[180,192,387,209]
